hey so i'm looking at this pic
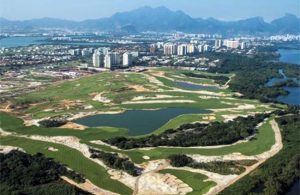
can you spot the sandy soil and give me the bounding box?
[131,95,181,101]
[92,92,111,103]
[48,147,58,151]
[61,176,118,195]
[129,85,148,92]
[59,122,87,130]
[0,145,25,154]
[123,99,196,104]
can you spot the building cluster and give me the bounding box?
[162,43,211,56]
[0,45,76,66]
[92,47,137,69]
[215,39,247,49]
[270,34,300,42]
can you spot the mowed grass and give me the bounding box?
[12,72,154,118]
[87,117,276,163]
[159,169,216,195]
[0,136,132,195]
[0,112,127,141]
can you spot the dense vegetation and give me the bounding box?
[182,72,229,85]
[0,150,88,195]
[104,113,269,149]
[168,154,257,175]
[220,110,300,194]
[39,118,67,128]
[205,52,300,102]
[89,148,142,176]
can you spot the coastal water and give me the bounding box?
[278,49,300,65]
[267,49,300,105]
[0,36,47,48]
[74,108,210,136]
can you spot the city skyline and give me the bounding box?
[0,0,299,22]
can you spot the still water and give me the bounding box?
[74,108,210,136]
[0,36,47,48]
[175,81,218,91]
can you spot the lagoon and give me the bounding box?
[278,49,300,65]
[74,108,210,136]
[0,36,47,48]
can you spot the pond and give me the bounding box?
[175,81,218,91]
[74,108,210,136]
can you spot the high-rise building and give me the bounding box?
[203,44,210,52]
[163,43,177,55]
[240,42,246,50]
[223,40,239,49]
[92,52,99,67]
[104,53,112,69]
[198,45,204,53]
[123,52,132,67]
[187,44,195,54]
[177,44,187,56]
[215,39,222,48]
[92,52,104,67]
[150,44,156,53]
[104,52,120,69]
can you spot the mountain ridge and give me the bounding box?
[0,6,299,35]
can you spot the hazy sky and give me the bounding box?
[1,0,299,21]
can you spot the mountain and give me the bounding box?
[1,6,299,35]
[271,13,300,34]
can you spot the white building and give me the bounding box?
[187,44,195,54]
[240,42,246,50]
[177,44,187,56]
[203,44,210,52]
[104,52,120,69]
[92,52,104,67]
[198,45,204,53]
[223,40,239,49]
[123,52,132,67]
[164,43,177,55]
[104,53,112,69]
[215,39,222,48]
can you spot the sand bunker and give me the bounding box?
[92,92,111,103]
[59,122,87,130]
[124,100,196,104]
[48,147,58,151]
[129,85,147,92]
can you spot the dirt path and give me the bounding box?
[133,160,169,195]
[61,176,118,195]
[221,74,235,89]
[204,119,283,195]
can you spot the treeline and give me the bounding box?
[168,154,257,175]
[104,114,269,149]
[205,52,300,102]
[182,72,229,85]
[39,118,67,128]
[89,148,142,176]
[220,110,300,195]
[0,150,88,195]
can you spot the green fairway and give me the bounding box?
[159,169,216,195]
[0,136,132,195]
[87,117,275,163]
